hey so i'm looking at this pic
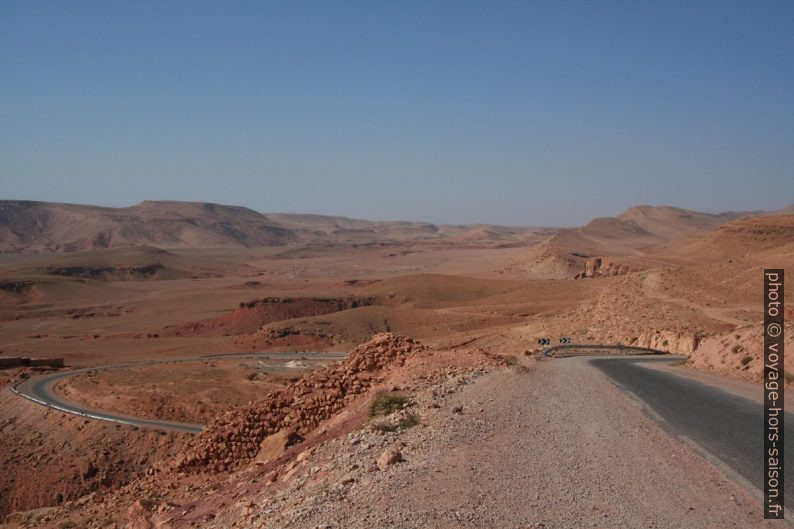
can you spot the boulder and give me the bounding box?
[376,447,403,471]
[254,428,303,465]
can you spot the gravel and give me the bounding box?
[206,357,786,529]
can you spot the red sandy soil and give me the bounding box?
[54,358,330,424]
[3,334,505,528]
[174,334,433,473]
[0,203,792,525]
[164,296,376,337]
[0,391,190,520]
[6,345,786,529]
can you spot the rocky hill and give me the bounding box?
[674,214,794,258]
[509,205,779,279]
[0,201,294,253]
[2,200,788,258]
[575,205,751,251]
[0,200,551,253]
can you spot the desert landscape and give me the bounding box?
[0,199,792,527]
[3,2,793,527]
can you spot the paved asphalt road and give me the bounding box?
[13,368,204,433]
[10,352,346,434]
[591,356,794,510]
[11,349,791,513]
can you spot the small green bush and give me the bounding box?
[368,391,408,418]
[371,413,420,433]
[398,413,420,429]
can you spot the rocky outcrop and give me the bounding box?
[575,257,630,279]
[174,333,426,473]
[688,323,794,382]
[254,428,303,465]
[376,446,403,470]
[630,330,699,354]
[165,296,376,337]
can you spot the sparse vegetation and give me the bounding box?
[398,413,420,429]
[368,391,408,418]
[1,194,791,525]
[372,412,420,432]
[502,354,518,365]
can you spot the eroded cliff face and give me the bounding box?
[687,323,794,382]
[630,330,700,354]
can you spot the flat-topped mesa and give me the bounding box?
[173,333,426,473]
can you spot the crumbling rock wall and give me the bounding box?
[174,333,425,473]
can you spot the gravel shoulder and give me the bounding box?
[10,352,786,528]
[208,356,786,529]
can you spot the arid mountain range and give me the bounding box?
[1,198,792,527]
[1,199,790,254]
[0,200,555,253]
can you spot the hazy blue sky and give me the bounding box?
[2,1,792,226]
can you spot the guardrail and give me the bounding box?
[9,379,148,428]
[9,378,202,433]
[5,351,348,434]
[541,344,669,358]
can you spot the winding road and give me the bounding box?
[9,347,789,511]
[9,352,346,434]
